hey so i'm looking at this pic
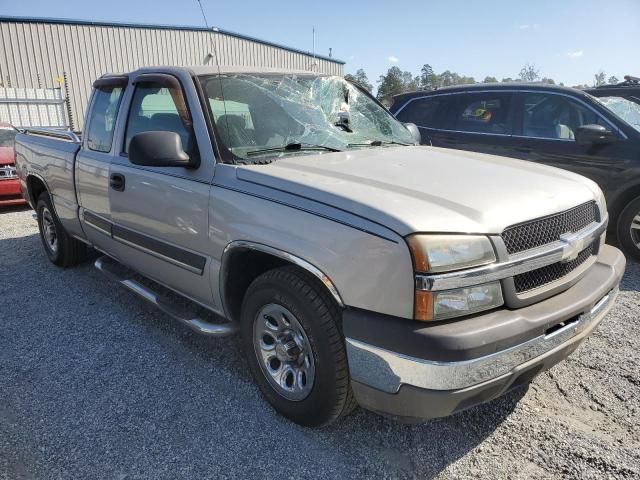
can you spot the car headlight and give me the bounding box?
[406,234,496,273]
[407,234,502,321]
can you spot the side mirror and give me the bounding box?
[129,131,197,168]
[575,124,617,145]
[404,122,422,145]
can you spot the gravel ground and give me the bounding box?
[1,206,639,480]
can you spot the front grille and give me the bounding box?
[514,243,596,293]
[502,201,598,255]
[0,165,17,179]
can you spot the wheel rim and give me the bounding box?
[253,303,316,401]
[631,212,640,248]
[41,207,58,254]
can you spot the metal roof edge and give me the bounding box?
[0,15,346,65]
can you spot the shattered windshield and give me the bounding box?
[199,74,414,161]
[597,96,640,132]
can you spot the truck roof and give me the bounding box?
[97,65,327,80]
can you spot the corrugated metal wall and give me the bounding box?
[0,18,344,129]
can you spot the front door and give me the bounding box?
[107,71,218,309]
[510,91,632,197]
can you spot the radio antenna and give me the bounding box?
[195,0,231,162]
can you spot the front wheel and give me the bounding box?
[240,266,356,426]
[616,196,640,261]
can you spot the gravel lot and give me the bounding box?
[1,206,639,480]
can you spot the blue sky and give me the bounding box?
[2,0,639,88]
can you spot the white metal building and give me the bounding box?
[0,16,344,130]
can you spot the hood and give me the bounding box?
[0,147,14,165]
[236,146,601,236]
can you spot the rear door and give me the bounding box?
[437,91,518,157]
[76,76,127,246]
[107,71,218,307]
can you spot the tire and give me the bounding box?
[36,192,88,267]
[240,265,356,427]
[616,196,640,261]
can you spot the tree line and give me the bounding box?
[345,64,623,105]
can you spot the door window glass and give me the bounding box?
[453,93,511,134]
[86,86,124,152]
[124,82,198,159]
[522,93,609,140]
[395,97,445,128]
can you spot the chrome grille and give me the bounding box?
[502,201,599,254]
[514,243,596,293]
[0,165,17,179]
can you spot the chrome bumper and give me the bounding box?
[346,287,618,393]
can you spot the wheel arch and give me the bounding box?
[609,183,640,226]
[26,174,51,210]
[219,241,345,323]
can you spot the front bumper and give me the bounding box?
[344,244,625,422]
[0,178,26,206]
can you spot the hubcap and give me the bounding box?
[41,207,58,254]
[631,212,640,248]
[253,304,315,401]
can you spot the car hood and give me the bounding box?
[235,146,601,236]
[0,147,14,165]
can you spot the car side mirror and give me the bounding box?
[575,124,617,145]
[129,131,197,168]
[404,122,422,145]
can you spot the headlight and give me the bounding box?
[407,234,496,273]
[407,234,502,321]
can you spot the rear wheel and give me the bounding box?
[36,192,88,267]
[240,266,356,426]
[616,196,640,261]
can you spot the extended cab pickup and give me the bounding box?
[15,66,626,426]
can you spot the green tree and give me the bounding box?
[593,70,606,87]
[519,63,540,82]
[376,66,417,105]
[608,75,619,85]
[420,64,438,90]
[344,68,373,92]
[483,76,498,83]
[541,77,555,85]
[501,77,516,83]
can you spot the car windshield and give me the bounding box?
[597,96,640,132]
[0,128,17,148]
[199,74,414,161]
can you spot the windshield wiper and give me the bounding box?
[347,140,412,148]
[246,142,342,157]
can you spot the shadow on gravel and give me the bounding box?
[0,204,30,215]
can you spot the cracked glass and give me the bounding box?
[597,96,640,133]
[199,74,414,162]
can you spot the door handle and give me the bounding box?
[110,173,125,192]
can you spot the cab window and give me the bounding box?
[124,82,198,160]
[521,93,610,140]
[453,93,512,134]
[86,86,124,153]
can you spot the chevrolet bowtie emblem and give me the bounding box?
[559,232,587,263]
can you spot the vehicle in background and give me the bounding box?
[15,67,625,426]
[586,75,640,138]
[390,83,640,260]
[0,122,26,206]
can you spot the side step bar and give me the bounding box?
[95,256,237,336]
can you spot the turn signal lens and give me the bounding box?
[414,282,503,322]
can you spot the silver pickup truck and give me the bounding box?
[15,66,626,426]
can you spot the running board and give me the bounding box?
[94,256,237,337]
